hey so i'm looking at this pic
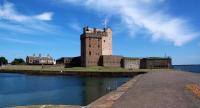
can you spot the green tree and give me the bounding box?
[11,58,25,65]
[0,57,8,65]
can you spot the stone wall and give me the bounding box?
[56,57,81,67]
[81,27,112,67]
[122,57,140,69]
[101,55,123,67]
[56,57,72,65]
[81,36,102,66]
[70,56,81,67]
[102,28,112,55]
[140,57,172,69]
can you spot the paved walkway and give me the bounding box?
[112,71,200,108]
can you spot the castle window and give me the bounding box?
[89,51,91,56]
[104,40,106,43]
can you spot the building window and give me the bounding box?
[104,40,105,43]
[89,51,91,56]
[89,44,91,47]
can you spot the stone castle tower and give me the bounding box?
[80,27,112,67]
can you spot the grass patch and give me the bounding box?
[0,65,173,73]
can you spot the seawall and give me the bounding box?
[0,69,145,77]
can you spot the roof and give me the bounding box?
[27,56,53,59]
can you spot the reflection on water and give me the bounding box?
[0,73,131,107]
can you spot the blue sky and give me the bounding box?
[0,0,200,65]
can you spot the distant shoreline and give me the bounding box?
[173,64,200,66]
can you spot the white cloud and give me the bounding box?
[0,37,36,44]
[60,0,199,46]
[0,2,53,22]
[34,12,53,21]
[0,2,64,36]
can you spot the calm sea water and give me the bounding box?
[173,65,200,73]
[0,73,131,107]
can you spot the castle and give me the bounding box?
[80,26,171,69]
[57,26,172,69]
[81,27,112,67]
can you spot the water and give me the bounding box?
[0,73,131,107]
[173,65,200,73]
